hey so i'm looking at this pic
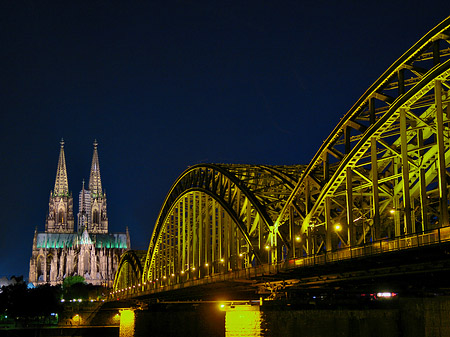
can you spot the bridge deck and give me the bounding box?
[110,226,450,301]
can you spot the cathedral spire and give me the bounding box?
[54,139,69,197]
[89,140,102,198]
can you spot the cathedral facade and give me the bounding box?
[29,140,130,287]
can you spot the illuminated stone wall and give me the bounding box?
[28,141,131,287]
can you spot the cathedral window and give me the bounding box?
[93,210,99,224]
[58,209,64,224]
[37,255,45,281]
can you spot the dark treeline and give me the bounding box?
[0,276,106,319]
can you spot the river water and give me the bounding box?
[2,297,443,336]
[127,302,402,337]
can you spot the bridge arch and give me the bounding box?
[275,16,450,257]
[113,17,450,296]
[142,164,302,284]
[113,250,146,292]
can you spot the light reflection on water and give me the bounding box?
[225,305,262,337]
[119,309,135,337]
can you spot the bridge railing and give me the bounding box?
[110,226,450,300]
[110,261,288,300]
[287,225,450,269]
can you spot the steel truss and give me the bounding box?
[275,16,450,258]
[114,17,450,293]
[140,164,302,286]
[113,250,146,292]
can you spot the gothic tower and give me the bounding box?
[87,140,108,234]
[30,140,130,287]
[77,180,91,233]
[45,139,74,233]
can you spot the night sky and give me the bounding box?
[0,1,448,280]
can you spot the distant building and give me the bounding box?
[29,140,130,287]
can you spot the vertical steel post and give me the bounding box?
[212,199,216,274]
[435,80,449,226]
[400,108,413,234]
[394,158,401,237]
[198,193,203,277]
[177,203,181,278]
[346,167,354,246]
[371,137,380,240]
[289,206,295,258]
[205,195,210,275]
[193,192,197,273]
[219,204,223,270]
[418,130,428,231]
[325,197,332,251]
[182,197,186,274]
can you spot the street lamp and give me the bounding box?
[265,245,270,264]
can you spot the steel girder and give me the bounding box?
[275,16,450,257]
[142,164,302,284]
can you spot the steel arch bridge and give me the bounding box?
[113,16,450,296]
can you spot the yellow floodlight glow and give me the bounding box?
[390,209,396,214]
[181,271,185,274]
[205,263,209,267]
[192,267,196,271]
[219,303,226,311]
[220,258,224,263]
[112,313,120,323]
[334,224,342,231]
[73,314,81,324]
[295,236,301,241]
[119,309,135,336]
[239,253,243,257]
[265,245,270,250]
[225,305,261,334]
[171,273,175,277]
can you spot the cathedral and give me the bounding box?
[29,140,130,287]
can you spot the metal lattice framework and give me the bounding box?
[140,164,302,285]
[113,250,146,292]
[275,16,450,257]
[113,17,450,293]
